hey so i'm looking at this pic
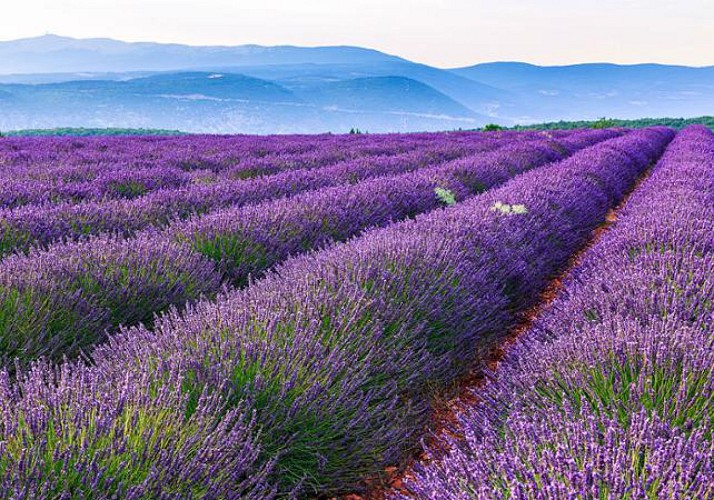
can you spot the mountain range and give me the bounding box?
[0,35,712,133]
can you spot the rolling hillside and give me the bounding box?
[453,62,714,122]
[0,72,484,133]
[0,35,712,132]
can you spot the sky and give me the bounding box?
[2,0,713,67]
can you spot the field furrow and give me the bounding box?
[398,125,714,499]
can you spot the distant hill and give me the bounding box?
[294,76,475,115]
[452,62,714,123]
[0,71,483,133]
[0,35,404,74]
[0,35,712,133]
[128,72,299,101]
[235,61,514,117]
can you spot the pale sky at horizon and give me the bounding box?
[2,0,713,68]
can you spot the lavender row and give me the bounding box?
[167,130,605,286]
[400,125,713,499]
[0,130,601,364]
[0,132,431,179]
[0,128,671,497]
[0,129,606,257]
[0,130,519,179]
[0,138,435,209]
[193,131,547,182]
[0,131,523,209]
[0,145,463,255]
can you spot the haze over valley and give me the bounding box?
[1,35,712,133]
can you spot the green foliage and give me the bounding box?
[482,123,505,131]
[512,116,714,131]
[186,232,270,287]
[532,356,712,436]
[109,181,148,199]
[591,117,617,129]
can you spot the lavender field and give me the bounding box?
[0,126,710,499]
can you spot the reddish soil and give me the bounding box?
[329,171,650,500]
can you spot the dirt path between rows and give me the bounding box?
[329,163,655,500]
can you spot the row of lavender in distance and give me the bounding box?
[400,125,713,499]
[166,128,616,286]
[0,130,528,180]
[0,129,608,364]
[0,146,461,253]
[0,132,440,181]
[0,133,495,209]
[169,147,556,286]
[0,144,466,255]
[0,128,672,497]
[0,129,607,257]
[0,131,550,208]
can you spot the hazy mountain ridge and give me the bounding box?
[0,71,484,133]
[0,35,712,133]
[0,35,404,74]
[452,62,714,122]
